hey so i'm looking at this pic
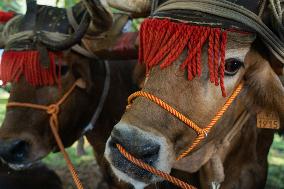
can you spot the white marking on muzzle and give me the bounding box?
[104,121,174,188]
[211,181,221,189]
[0,157,35,170]
[109,164,148,189]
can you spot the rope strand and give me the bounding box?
[7,80,84,189]
[128,92,203,134]
[122,82,244,187]
[116,144,196,189]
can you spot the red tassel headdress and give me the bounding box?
[139,18,228,97]
[0,10,62,87]
[0,51,63,86]
[0,1,88,87]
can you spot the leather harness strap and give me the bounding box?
[83,60,111,133]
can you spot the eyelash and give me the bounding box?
[224,58,245,76]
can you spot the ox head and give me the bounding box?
[105,0,284,187]
[0,0,115,168]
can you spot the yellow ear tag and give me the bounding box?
[257,111,280,129]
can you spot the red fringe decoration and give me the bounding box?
[0,50,63,86]
[0,11,14,23]
[139,18,228,97]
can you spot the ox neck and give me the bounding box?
[83,61,110,134]
[73,58,109,135]
[173,108,250,173]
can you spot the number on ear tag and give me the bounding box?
[257,111,280,129]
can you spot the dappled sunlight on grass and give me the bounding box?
[270,155,284,166]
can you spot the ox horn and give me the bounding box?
[37,11,91,51]
[35,0,91,51]
[81,0,113,35]
[20,0,37,31]
[32,0,112,51]
[107,0,152,15]
[18,0,90,51]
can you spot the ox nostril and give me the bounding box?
[0,139,30,164]
[139,145,160,159]
[110,128,160,164]
[107,127,162,182]
[10,140,29,159]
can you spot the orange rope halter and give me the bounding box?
[118,82,244,188]
[7,79,84,189]
[116,143,196,189]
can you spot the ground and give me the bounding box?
[0,88,283,189]
[43,143,105,189]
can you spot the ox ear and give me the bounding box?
[73,61,93,91]
[70,54,93,92]
[132,63,146,89]
[244,49,284,129]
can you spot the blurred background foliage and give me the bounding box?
[0,0,80,13]
[0,0,141,31]
[0,0,21,12]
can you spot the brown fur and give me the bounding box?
[0,51,138,188]
[105,32,284,188]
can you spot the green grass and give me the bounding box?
[43,143,94,168]
[0,88,8,124]
[0,99,7,123]
[267,135,284,189]
[0,88,283,188]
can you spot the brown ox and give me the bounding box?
[104,1,284,188]
[0,0,139,188]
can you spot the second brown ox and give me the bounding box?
[0,0,139,188]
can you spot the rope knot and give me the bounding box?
[6,79,84,189]
[47,104,60,115]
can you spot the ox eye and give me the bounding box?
[55,65,69,76]
[225,58,244,76]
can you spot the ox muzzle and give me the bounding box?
[104,121,174,186]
